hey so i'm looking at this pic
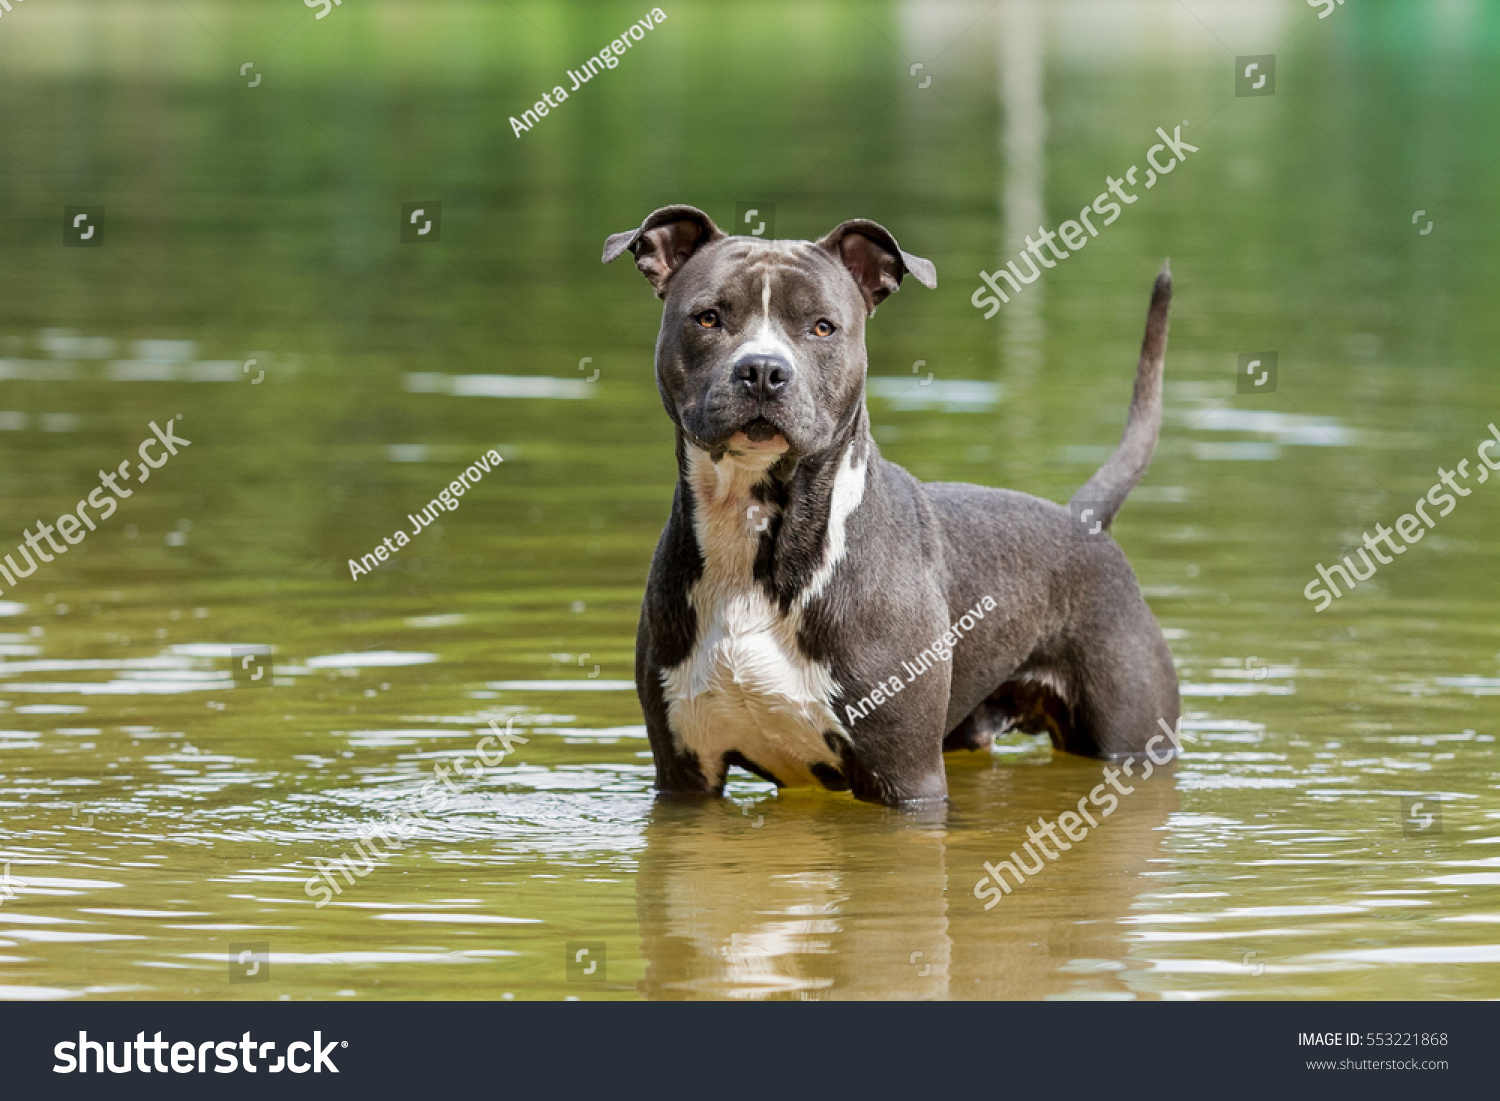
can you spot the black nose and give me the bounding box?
[734,355,794,400]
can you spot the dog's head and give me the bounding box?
[603,205,935,461]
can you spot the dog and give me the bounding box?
[603,205,1179,806]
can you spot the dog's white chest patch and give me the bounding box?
[661,442,865,788]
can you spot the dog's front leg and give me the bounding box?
[635,614,718,798]
[835,672,951,807]
[841,729,949,807]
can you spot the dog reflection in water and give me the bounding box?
[633,766,1177,1000]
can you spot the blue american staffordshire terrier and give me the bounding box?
[604,205,1179,806]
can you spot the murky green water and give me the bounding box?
[0,0,1497,1001]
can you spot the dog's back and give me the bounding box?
[925,264,1179,757]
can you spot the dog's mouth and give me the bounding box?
[721,415,789,456]
[741,417,780,443]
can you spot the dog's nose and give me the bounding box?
[734,355,794,400]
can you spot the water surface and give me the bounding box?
[0,0,1497,1000]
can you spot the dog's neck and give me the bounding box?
[676,408,872,610]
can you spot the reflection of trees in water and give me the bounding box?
[995,0,1048,410]
[634,761,1178,1000]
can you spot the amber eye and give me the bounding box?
[695,310,720,329]
[813,319,836,337]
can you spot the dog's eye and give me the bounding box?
[813,319,836,337]
[695,310,720,329]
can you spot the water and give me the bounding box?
[0,0,1497,1001]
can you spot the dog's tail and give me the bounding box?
[1069,263,1172,530]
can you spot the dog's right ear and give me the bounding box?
[602,205,724,298]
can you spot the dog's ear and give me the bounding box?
[817,219,937,314]
[602,205,724,298]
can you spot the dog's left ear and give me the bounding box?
[602,205,725,298]
[817,219,937,315]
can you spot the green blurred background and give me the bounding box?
[0,0,1496,1001]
